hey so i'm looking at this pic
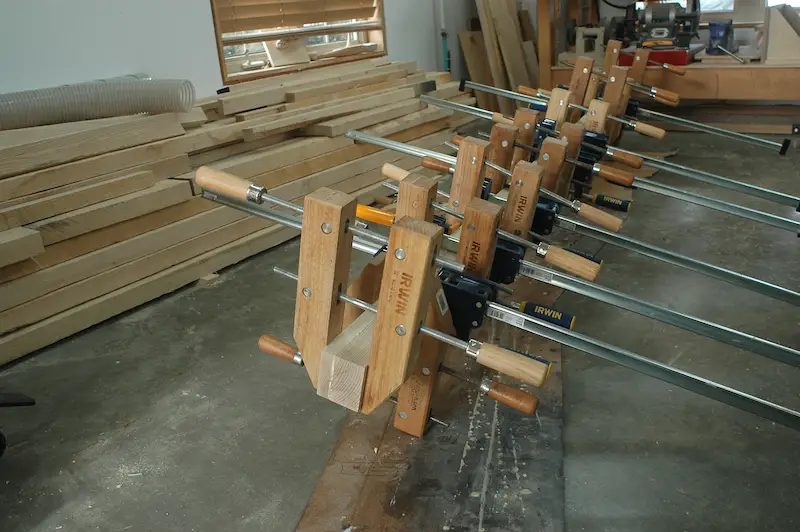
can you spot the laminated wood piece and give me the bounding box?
[316,311,376,412]
[29,180,193,246]
[458,31,501,111]
[361,218,444,414]
[0,227,43,268]
[343,254,386,327]
[0,113,185,179]
[242,87,417,140]
[306,98,425,137]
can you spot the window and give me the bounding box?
[210,1,386,84]
[700,0,735,12]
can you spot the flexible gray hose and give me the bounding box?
[0,77,196,130]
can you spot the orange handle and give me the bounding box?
[357,204,395,227]
[663,63,686,76]
[578,203,624,233]
[487,382,539,415]
[451,134,464,146]
[421,156,454,174]
[258,335,301,364]
[492,112,514,125]
[381,162,411,181]
[596,164,635,187]
[195,166,253,202]
[632,121,666,140]
[517,85,540,98]
[543,246,602,281]
[605,148,643,169]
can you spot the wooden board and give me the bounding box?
[285,69,409,102]
[306,98,425,137]
[459,31,501,111]
[489,0,532,91]
[475,1,515,116]
[0,113,185,179]
[522,41,541,89]
[242,87,417,140]
[0,227,43,268]
[29,180,193,246]
[538,0,554,89]
[763,5,800,65]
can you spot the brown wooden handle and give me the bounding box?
[492,112,514,125]
[596,164,634,187]
[632,121,666,140]
[422,156,454,174]
[374,196,395,206]
[487,382,539,415]
[578,203,624,233]
[517,85,542,98]
[258,335,300,363]
[195,166,253,202]
[451,134,464,146]
[653,94,680,107]
[382,163,411,181]
[544,245,602,281]
[663,63,685,75]
[651,87,680,103]
[476,343,550,387]
[606,149,643,169]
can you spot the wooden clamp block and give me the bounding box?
[500,161,544,236]
[447,136,489,225]
[510,108,540,170]
[628,48,651,83]
[294,187,357,388]
[603,39,622,75]
[397,174,438,223]
[393,277,453,437]
[555,123,585,198]
[361,218,444,414]
[584,99,610,134]
[456,198,503,277]
[343,253,386,327]
[485,123,518,194]
[567,56,595,122]
[603,65,629,141]
[538,137,568,192]
[544,88,572,129]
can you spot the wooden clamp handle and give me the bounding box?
[475,343,550,387]
[451,134,464,146]
[606,149,644,169]
[258,335,302,364]
[492,112,514,125]
[578,203,624,233]
[356,204,395,227]
[381,162,411,181]
[632,121,666,140]
[487,382,539,415]
[195,166,254,202]
[596,164,635,187]
[653,94,680,107]
[517,85,542,98]
[663,63,685,76]
[544,245,602,281]
[422,156,454,174]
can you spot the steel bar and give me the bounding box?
[484,302,800,431]
[203,192,464,273]
[717,46,747,64]
[517,260,800,367]
[553,216,800,307]
[609,147,799,208]
[633,107,788,153]
[634,178,800,233]
[275,265,800,430]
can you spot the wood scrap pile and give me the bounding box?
[461,3,540,114]
[0,57,476,365]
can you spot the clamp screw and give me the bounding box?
[524,123,531,129]
[610,76,616,82]
[501,140,509,148]
[515,179,523,186]
[321,223,332,234]
[542,153,550,161]
[583,67,589,73]
[475,302,483,309]
[471,156,477,164]
[399,411,408,419]
[395,325,407,336]
[395,248,406,260]
[302,288,312,298]
[452,200,459,208]
[471,320,479,327]
[422,367,431,376]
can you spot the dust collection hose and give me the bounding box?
[0,75,196,130]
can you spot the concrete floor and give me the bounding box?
[0,133,798,531]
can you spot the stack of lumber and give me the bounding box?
[462,2,540,114]
[0,58,476,365]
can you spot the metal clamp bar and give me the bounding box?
[612,145,799,208]
[554,216,800,307]
[633,178,800,234]
[517,260,800,367]
[484,302,800,431]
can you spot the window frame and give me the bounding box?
[209,1,387,85]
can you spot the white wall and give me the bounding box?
[0,0,222,97]
[383,0,439,72]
